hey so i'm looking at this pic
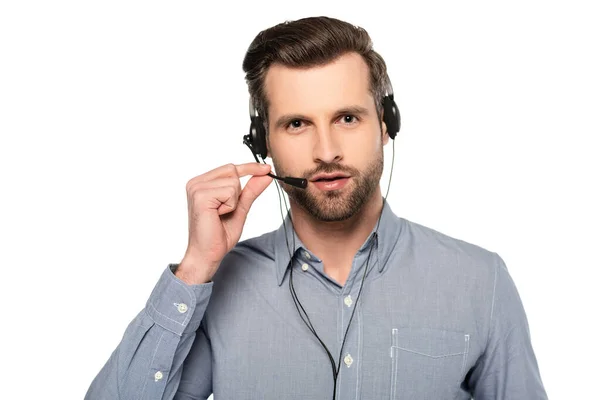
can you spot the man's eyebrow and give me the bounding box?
[273,105,371,130]
[273,113,306,130]
[335,105,370,117]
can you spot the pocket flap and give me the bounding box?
[392,327,467,358]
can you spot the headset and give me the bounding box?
[243,75,401,400]
[242,77,401,189]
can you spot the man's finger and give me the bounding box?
[188,163,270,188]
[235,163,271,178]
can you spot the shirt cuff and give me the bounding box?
[145,263,213,336]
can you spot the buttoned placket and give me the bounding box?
[335,249,371,400]
[292,243,376,400]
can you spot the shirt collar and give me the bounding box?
[273,198,404,286]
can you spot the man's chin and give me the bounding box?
[304,197,358,222]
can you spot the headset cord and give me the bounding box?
[289,229,379,400]
[269,139,395,400]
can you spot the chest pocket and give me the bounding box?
[390,327,470,400]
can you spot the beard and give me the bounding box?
[271,149,384,222]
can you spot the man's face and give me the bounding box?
[264,52,389,222]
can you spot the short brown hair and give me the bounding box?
[242,16,391,132]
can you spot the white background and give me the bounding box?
[1,1,598,398]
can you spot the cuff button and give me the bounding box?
[176,303,188,313]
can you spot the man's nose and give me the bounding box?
[313,125,343,164]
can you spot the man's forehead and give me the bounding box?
[264,52,373,117]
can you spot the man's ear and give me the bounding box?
[381,120,390,145]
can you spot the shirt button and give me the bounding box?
[154,371,163,381]
[344,295,353,307]
[304,251,311,260]
[344,354,353,367]
[301,263,309,271]
[176,303,188,313]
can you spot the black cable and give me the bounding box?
[385,139,396,200]
[288,202,387,400]
[270,166,324,341]
[265,136,396,400]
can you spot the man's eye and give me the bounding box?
[288,120,303,129]
[340,115,358,124]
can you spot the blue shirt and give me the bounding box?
[85,200,547,399]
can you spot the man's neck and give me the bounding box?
[289,189,384,286]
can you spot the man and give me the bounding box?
[86,16,547,399]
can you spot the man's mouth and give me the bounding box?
[310,173,351,182]
[311,174,348,182]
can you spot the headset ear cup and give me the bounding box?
[382,96,401,140]
[250,116,268,159]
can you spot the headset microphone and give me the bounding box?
[274,176,308,188]
[242,134,308,188]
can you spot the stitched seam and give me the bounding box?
[389,346,394,399]
[338,295,343,344]
[148,301,185,326]
[337,298,342,400]
[459,334,470,385]
[355,307,362,400]
[138,331,165,400]
[142,308,183,336]
[488,257,499,346]
[390,346,464,359]
[370,248,402,284]
[376,232,383,272]
[378,216,403,274]
[390,328,398,400]
[392,347,398,400]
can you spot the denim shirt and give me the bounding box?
[85,200,547,399]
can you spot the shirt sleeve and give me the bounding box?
[469,254,548,399]
[85,263,214,400]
